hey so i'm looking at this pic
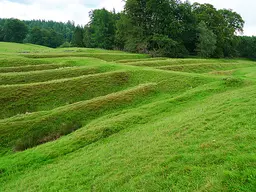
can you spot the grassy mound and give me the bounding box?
[0,64,71,73]
[123,58,223,67]
[0,83,157,152]
[0,42,256,192]
[158,63,256,73]
[1,82,255,191]
[0,57,52,67]
[117,57,168,63]
[0,42,52,53]
[23,52,149,61]
[0,71,132,119]
[0,66,113,85]
[0,66,213,119]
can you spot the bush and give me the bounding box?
[60,41,72,48]
[223,77,243,87]
[149,35,188,58]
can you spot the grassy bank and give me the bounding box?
[0,42,255,191]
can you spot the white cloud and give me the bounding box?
[99,0,124,11]
[0,0,255,36]
[0,0,124,25]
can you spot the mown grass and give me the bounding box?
[0,67,214,119]
[55,47,131,54]
[0,81,229,162]
[123,58,255,68]
[0,70,219,152]
[0,83,158,152]
[123,58,228,67]
[233,66,256,80]
[1,81,255,191]
[0,42,256,192]
[0,57,52,67]
[158,63,256,73]
[0,63,71,73]
[0,71,131,119]
[23,52,149,61]
[117,57,168,63]
[0,65,114,85]
[0,42,52,53]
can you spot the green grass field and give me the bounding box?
[0,42,256,191]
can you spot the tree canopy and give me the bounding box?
[196,21,217,58]
[0,18,75,48]
[80,0,247,58]
[0,19,28,43]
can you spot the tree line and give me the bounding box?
[72,0,256,58]
[0,18,75,48]
[1,0,256,58]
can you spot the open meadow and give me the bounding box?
[0,42,256,191]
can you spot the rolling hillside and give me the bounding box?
[0,42,255,191]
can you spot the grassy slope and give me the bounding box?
[0,66,108,85]
[0,42,256,191]
[0,42,52,53]
[158,63,256,73]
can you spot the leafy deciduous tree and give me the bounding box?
[196,21,217,58]
[72,26,84,47]
[2,19,28,43]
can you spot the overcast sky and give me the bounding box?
[0,0,255,36]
